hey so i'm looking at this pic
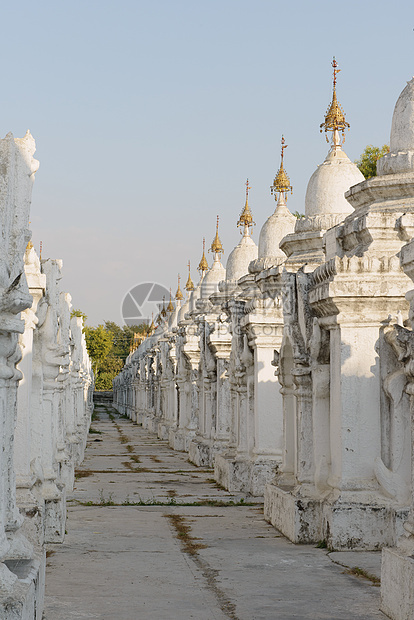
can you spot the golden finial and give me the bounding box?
[209,215,224,256]
[160,296,167,318]
[167,289,174,313]
[175,274,184,300]
[320,57,350,146]
[237,178,255,234]
[246,179,251,201]
[149,314,155,334]
[185,260,195,291]
[270,136,293,201]
[39,241,43,260]
[198,238,209,275]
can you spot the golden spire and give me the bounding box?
[149,314,155,334]
[237,178,255,235]
[185,260,195,291]
[270,136,293,202]
[320,57,350,146]
[209,215,224,257]
[167,289,174,313]
[198,238,209,275]
[160,296,167,318]
[175,274,184,300]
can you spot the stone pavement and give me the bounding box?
[43,404,386,619]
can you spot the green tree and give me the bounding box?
[71,308,87,319]
[84,325,113,377]
[70,308,87,329]
[104,321,147,362]
[84,321,149,391]
[96,355,124,390]
[355,144,389,179]
[102,322,124,356]
[96,372,117,391]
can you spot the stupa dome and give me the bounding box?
[200,216,226,299]
[189,278,202,312]
[377,77,414,175]
[200,258,226,299]
[305,148,364,217]
[303,57,363,209]
[258,201,296,259]
[226,234,258,282]
[390,78,414,153]
[254,138,296,266]
[178,297,190,323]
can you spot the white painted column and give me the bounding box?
[253,343,283,461]
[328,324,381,491]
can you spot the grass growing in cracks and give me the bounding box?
[78,494,259,507]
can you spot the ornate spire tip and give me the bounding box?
[270,135,293,202]
[175,274,184,300]
[238,178,255,233]
[198,238,209,274]
[320,57,350,146]
[185,260,195,291]
[210,215,224,255]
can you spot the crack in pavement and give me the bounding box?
[165,513,240,620]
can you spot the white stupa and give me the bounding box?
[167,274,185,330]
[188,240,209,314]
[178,261,195,323]
[250,137,296,273]
[280,59,364,266]
[378,77,414,175]
[200,216,226,300]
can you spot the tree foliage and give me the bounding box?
[104,321,146,362]
[355,144,389,179]
[71,308,88,323]
[84,321,147,391]
[84,325,113,377]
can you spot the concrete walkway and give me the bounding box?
[44,404,387,619]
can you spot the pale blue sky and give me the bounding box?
[2,0,413,324]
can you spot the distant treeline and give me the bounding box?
[71,311,147,390]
